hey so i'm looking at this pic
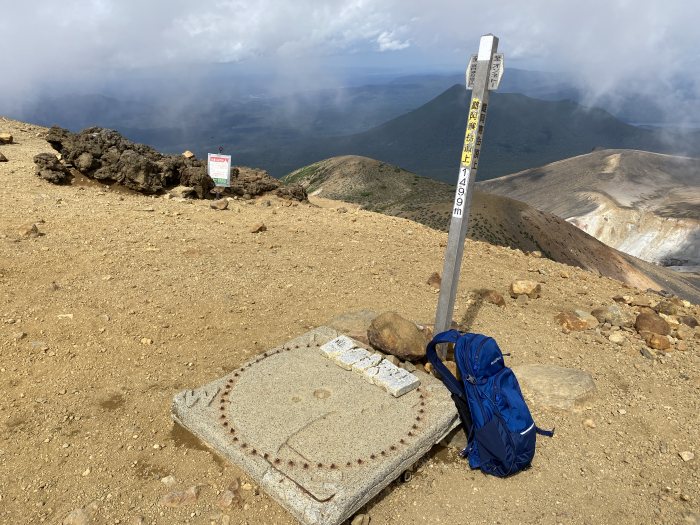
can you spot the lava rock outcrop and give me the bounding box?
[34,126,306,201]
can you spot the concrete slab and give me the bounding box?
[172,327,458,525]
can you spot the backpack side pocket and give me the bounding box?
[472,417,515,477]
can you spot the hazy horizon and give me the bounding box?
[2,0,700,128]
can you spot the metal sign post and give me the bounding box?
[434,34,504,356]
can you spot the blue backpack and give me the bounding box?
[427,330,553,477]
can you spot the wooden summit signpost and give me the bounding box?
[434,34,504,356]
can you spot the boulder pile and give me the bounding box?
[33,126,307,202]
[554,293,698,354]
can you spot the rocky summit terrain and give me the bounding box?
[284,155,700,304]
[1,116,699,525]
[478,149,700,270]
[33,126,307,203]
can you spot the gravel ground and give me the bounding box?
[0,116,698,525]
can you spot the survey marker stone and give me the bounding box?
[172,326,458,525]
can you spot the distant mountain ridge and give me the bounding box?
[16,77,700,182]
[478,149,700,269]
[283,155,700,303]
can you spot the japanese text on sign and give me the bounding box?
[461,97,481,166]
[466,54,478,88]
[208,154,232,187]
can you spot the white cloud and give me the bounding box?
[1,0,699,122]
[377,31,410,52]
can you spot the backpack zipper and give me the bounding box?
[471,336,489,379]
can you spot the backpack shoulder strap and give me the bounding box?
[425,330,465,400]
[426,330,474,447]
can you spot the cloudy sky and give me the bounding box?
[1,0,699,117]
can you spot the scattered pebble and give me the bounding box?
[679,451,695,462]
[216,489,240,509]
[160,475,176,487]
[426,272,441,289]
[608,332,625,345]
[159,486,200,508]
[18,223,40,239]
[61,508,89,525]
[210,199,229,211]
[351,513,371,525]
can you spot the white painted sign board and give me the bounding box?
[489,53,505,90]
[467,54,478,89]
[207,153,232,187]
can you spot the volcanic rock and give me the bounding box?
[645,333,671,351]
[159,486,200,508]
[0,132,12,144]
[608,332,626,345]
[654,300,678,316]
[275,184,308,201]
[38,126,214,195]
[351,514,371,525]
[0,152,7,162]
[210,198,229,210]
[367,312,430,362]
[509,280,541,299]
[182,150,195,159]
[427,272,441,289]
[75,152,95,171]
[676,324,693,340]
[555,310,598,331]
[250,223,267,233]
[169,185,195,199]
[635,311,670,336]
[591,304,630,327]
[229,167,278,197]
[34,153,70,184]
[179,165,214,198]
[630,296,651,307]
[19,223,40,239]
[481,289,506,307]
[679,315,699,328]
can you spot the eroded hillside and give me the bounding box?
[478,149,700,269]
[284,155,700,303]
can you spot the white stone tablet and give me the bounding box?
[319,335,357,358]
[332,347,371,370]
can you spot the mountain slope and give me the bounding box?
[261,85,700,180]
[284,155,700,302]
[478,149,700,268]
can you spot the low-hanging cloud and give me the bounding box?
[1,0,699,124]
